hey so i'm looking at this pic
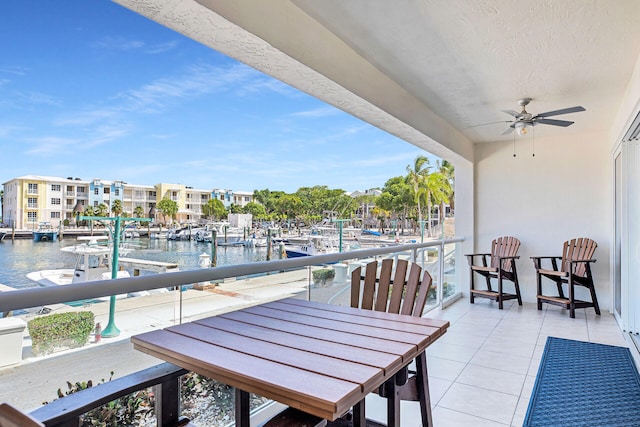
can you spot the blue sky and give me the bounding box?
[0,0,435,193]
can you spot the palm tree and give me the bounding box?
[406,155,431,228]
[133,206,145,218]
[437,160,455,215]
[95,203,109,217]
[111,199,123,217]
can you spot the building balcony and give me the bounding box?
[0,240,628,427]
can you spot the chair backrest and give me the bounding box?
[350,258,433,317]
[490,236,520,271]
[0,403,44,427]
[561,238,597,277]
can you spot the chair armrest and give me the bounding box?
[530,256,560,270]
[465,253,490,257]
[568,258,597,264]
[497,255,520,260]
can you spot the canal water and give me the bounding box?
[0,238,272,290]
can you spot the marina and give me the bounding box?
[0,235,278,291]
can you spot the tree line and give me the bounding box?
[80,155,454,233]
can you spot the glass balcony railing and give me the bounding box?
[0,238,463,426]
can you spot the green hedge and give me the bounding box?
[312,268,335,285]
[28,311,95,355]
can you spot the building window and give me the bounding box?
[104,188,110,194]
[135,190,144,199]
[94,201,99,207]
[51,212,61,219]
[115,189,120,196]
[77,187,86,193]
[51,184,61,192]
[51,198,61,205]
[94,188,100,195]
[220,195,224,201]
[28,183,38,194]
[245,196,250,202]
[27,212,37,222]
[27,198,38,208]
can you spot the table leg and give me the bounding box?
[385,377,400,427]
[352,400,366,427]
[415,352,433,427]
[235,388,250,427]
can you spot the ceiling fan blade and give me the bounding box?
[536,118,575,127]
[467,120,512,128]
[501,126,515,135]
[535,106,585,118]
[502,109,521,118]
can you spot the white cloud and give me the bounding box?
[93,36,145,51]
[290,107,340,118]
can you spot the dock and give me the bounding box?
[119,257,180,274]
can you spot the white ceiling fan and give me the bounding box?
[500,98,586,136]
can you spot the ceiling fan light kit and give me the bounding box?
[514,121,530,136]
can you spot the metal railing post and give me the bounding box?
[438,242,445,309]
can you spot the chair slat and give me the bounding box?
[388,259,408,314]
[412,271,433,317]
[350,266,362,309]
[400,263,422,315]
[375,259,393,312]
[361,261,378,310]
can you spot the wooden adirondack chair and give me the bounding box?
[350,258,434,427]
[531,237,600,318]
[466,236,522,309]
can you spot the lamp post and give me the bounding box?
[77,214,152,337]
[332,219,350,252]
[418,220,428,243]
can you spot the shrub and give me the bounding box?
[45,373,154,427]
[28,311,95,355]
[312,268,335,285]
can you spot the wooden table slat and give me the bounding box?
[278,298,450,329]
[267,300,442,335]
[242,305,430,349]
[221,310,416,361]
[194,316,402,372]
[167,322,385,390]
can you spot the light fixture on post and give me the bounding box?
[515,121,531,136]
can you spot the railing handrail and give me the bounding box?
[0,238,463,313]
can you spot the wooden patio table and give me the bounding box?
[132,298,449,427]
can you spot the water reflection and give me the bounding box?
[0,238,270,289]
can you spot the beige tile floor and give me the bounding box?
[364,298,630,427]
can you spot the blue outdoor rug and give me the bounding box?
[524,337,640,426]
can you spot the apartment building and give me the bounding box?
[2,176,251,228]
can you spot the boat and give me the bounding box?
[0,232,6,242]
[33,222,59,242]
[284,235,342,258]
[123,226,140,239]
[26,236,176,300]
[27,237,131,291]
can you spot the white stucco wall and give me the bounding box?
[474,131,610,309]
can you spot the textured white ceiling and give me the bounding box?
[293,0,640,143]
